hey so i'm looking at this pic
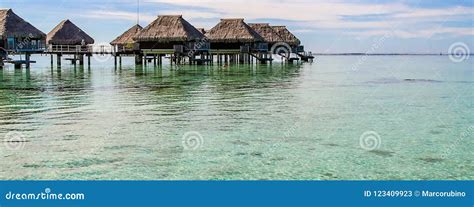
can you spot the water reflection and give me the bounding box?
[1,55,473,180]
[0,63,303,139]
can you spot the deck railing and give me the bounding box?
[46,44,118,54]
[112,44,138,53]
[47,45,93,53]
[92,45,113,53]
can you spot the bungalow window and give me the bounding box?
[7,37,15,50]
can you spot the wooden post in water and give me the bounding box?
[57,54,62,67]
[79,54,84,65]
[135,54,143,65]
[25,53,31,69]
[87,55,91,67]
[50,54,54,67]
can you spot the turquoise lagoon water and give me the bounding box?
[0,55,472,180]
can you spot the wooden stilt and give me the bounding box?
[78,54,84,65]
[135,54,143,65]
[25,53,31,69]
[57,54,62,67]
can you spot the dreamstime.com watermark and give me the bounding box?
[187,37,209,58]
[440,125,473,159]
[16,33,35,50]
[359,131,381,151]
[448,42,470,63]
[3,131,27,150]
[350,32,394,71]
[5,188,85,201]
[271,42,292,59]
[181,131,204,150]
[93,42,114,63]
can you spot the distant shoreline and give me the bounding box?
[12,53,473,56]
[313,53,473,56]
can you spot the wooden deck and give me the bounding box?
[209,49,241,54]
[5,60,36,69]
[142,49,175,55]
[1,44,315,68]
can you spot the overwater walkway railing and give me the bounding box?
[47,45,118,54]
[47,45,93,53]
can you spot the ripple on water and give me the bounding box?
[322,143,340,147]
[0,57,472,180]
[231,140,250,146]
[64,158,125,168]
[22,158,125,169]
[368,150,395,157]
[418,157,445,163]
[429,129,443,135]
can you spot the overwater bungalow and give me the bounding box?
[133,15,207,54]
[110,24,143,53]
[0,9,46,53]
[46,20,95,53]
[249,23,284,49]
[205,19,266,52]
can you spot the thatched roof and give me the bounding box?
[110,24,142,45]
[46,19,94,45]
[249,23,284,44]
[196,28,206,35]
[0,9,46,39]
[271,26,301,46]
[206,19,264,43]
[134,15,204,42]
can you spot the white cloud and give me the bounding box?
[78,0,473,39]
[143,0,474,38]
[157,10,221,19]
[145,0,406,21]
[348,27,474,39]
[80,10,156,22]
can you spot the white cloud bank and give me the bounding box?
[82,0,474,38]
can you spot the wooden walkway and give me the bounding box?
[1,44,314,69]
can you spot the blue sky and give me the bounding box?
[1,0,473,53]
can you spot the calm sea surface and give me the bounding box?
[0,55,472,180]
